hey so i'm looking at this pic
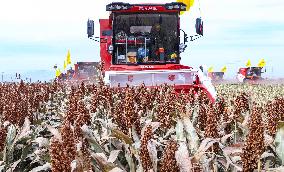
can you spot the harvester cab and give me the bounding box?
[87,2,216,101]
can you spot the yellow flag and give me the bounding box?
[208,66,214,72]
[246,59,251,67]
[55,69,61,77]
[63,60,67,70]
[258,58,266,67]
[221,66,227,73]
[177,0,195,15]
[66,50,71,65]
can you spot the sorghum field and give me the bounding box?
[0,81,284,172]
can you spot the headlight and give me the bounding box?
[167,5,174,10]
[165,2,187,11]
[106,3,132,11]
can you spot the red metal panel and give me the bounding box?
[239,68,248,77]
[100,19,112,71]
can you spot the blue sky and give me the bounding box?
[0,0,283,80]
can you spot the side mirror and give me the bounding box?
[195,18,203,36]
[87,19,94,38]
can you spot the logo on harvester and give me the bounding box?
[138,6,158,11]
[168,74,176,81]
[128,75,134,82]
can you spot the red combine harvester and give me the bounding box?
[87,2,216,100]
[72,62,99,81]
[237,67,264,83]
